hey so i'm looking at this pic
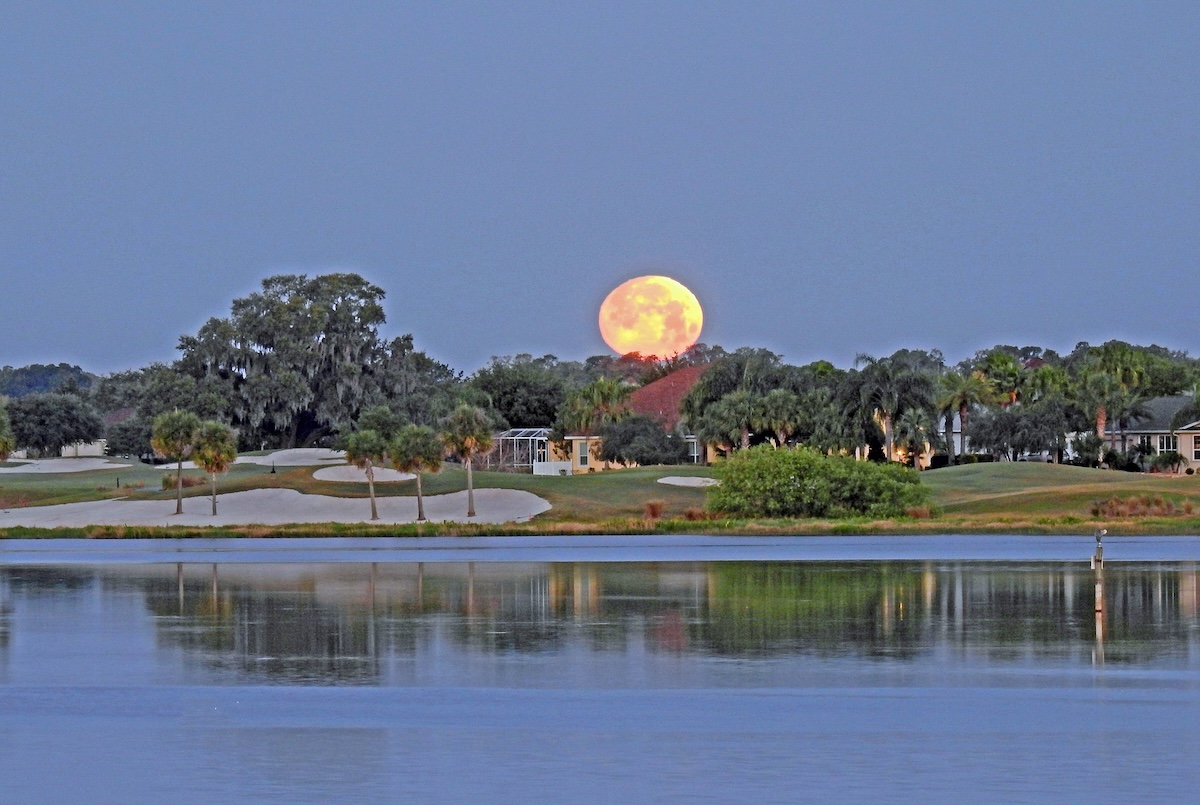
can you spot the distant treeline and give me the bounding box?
[4,273,1200,469]
[0,363,95,398]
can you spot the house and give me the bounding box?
[1103,394,1200,471]
[624,364,710,464]
[540,364,715,475]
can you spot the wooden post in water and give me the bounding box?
[1091,528,1106,571]
[1092,529,1106,666]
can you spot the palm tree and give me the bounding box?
[345,429,389,520]
[800,387,853,455]
[855,355,934,462]
[1111,389,1151,454]
[1024,364,1070,404]
[1094,341,1147,389]
[700,390,759,451]
[559,378,630,435]
[754,388,803,447]
[978,352,1025,407]
[442,405,494,518]
[894,408,935,469]
[151,410,202,515]
[1076,370,1120,439]
[390,424,443,522]
[938,371,996,464]
[1073,370,1120,466]
[192,420,238,516]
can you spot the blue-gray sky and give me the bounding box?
[2,2,1197,375]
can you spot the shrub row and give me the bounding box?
[1091,495,1195,518]
[707,446,930,519]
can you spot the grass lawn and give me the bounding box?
[918,462,1200,532]
[291,463,712,521]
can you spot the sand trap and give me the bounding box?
[312,465,415,483]
[0,458,125,474]
[657,476,719,487]
[155,448,349,471]
[0,487,551,528]
[235,448,345,466]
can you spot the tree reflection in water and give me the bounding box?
[5,560,1197,685]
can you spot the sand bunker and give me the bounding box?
[0,487,551,528]
[235,448,345,466]
[656,476,719,487]
[154,448,349,472]
[311,465,415,483]
[0,458,124,474]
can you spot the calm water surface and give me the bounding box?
[2,551,1200,802]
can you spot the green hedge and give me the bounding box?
[707,446,929,518]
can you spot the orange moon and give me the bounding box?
[598,275,703,358]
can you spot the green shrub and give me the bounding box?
[161,474,206,490]
[707,446,929,519]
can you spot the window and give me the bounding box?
[535,442,547,463]
[1159,434,1178,453]
[578,444,588,466]
[1137,435,1152,450]
[1193,435,1200,462]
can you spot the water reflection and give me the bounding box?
[2,561,1200,686]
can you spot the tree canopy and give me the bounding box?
[598,415,689,466]
[7,393,103,458]
[0,363,94,398]
[176,273,388,448]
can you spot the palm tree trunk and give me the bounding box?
[959,405,969,463]
[415,472,426,522]
[884,415,894,462]
[367,463,378,520]
[175,459,184,515]
[1096,406,1108,466]
[740,426,750,451]
[210,471,217,516]
[466,458,475,517]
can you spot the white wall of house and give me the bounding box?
[61,440,107,458]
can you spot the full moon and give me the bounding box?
[598,275,703,358]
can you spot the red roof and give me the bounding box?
[626,364,709,431]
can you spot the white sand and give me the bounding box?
[0,458,125,474]
[148,448,347,472]
[0,487,551,528]
[311,465,415,483]
[656,476,719,487]
[234,448,346,466]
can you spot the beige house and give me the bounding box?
[1104,395,1200,471]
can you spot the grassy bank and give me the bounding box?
[4,459,1200,537]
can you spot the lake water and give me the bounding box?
[2,538,1200,802]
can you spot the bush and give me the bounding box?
[161,474,206,490]
[1091,495,1193,518]
[707,446,930,519]
[598,415,689,466]
[1150,451,1187,474]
